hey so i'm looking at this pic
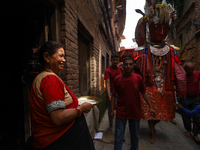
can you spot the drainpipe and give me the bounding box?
[103,0,116,52]
[99,0,111,43]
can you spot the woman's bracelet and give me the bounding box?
[75,107,82,117]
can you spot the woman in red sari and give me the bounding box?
[30,41,95,150]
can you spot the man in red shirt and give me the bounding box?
[110,57,155,150]
[180,61,200,143]
[104,53,122,131]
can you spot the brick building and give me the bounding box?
[1,0,126,149]
[168,0,200,70]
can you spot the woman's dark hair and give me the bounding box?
[122,57,134,63]
[111,53,119,59]
[38,41,62,67]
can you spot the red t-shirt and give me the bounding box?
[104,66,122,93]
[113,73,146,120]
[186,71,200,96]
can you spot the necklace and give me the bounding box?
[43,69,53,72]
[152,53,167,96]
[150,45,169,56]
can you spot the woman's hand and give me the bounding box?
[79,102,93,113]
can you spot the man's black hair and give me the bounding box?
[122,57,134,63]
[111,53,119,59]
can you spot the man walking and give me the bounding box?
[110,57,155,150]
[180,61,200,143]
[104,53,122,131]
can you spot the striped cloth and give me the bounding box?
[135,54,151,79]
[174,60,187,95]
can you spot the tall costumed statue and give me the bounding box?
[134,0,186,144]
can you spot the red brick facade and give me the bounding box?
[58,0,126,96]
[170,0,200,70]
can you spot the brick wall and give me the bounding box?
[176,3,196,46]
[173,1,200,70]
[59,0,113,96]
[99,32,112,93]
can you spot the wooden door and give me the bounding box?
[78,31,90,96]
[22,9,46,144]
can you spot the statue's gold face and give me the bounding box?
[149,23,170,43]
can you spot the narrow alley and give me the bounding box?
[1,0,200,150]
[94,109,200,150]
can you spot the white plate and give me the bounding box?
[78,96,102,105]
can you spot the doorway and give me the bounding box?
[0,0,58,149]
[78,31,91,96]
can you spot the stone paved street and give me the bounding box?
[93,109,200,150]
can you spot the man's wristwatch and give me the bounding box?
[108,93,112,96]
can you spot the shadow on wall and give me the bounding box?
[179,43,200,71]
[97,90,107,124]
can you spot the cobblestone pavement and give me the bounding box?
[93,109,200,150]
